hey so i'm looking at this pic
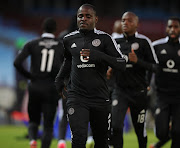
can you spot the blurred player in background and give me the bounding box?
[107,19,123,96]
[151,16,180,148]
[111,19,122,39]
[14,18,64,148]
[110,11,158,148]
[148,74,171,148]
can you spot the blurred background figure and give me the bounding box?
[151,16,180,148]
[109,19,123,97]
[107,18,123,99]
[14,17,64,148]
[58,15,77,41]
[110,11,158,148]
[111,19,122,38]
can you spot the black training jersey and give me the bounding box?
[153,37,180,100]
[14,33,64,88]
[114,32,158,90]
[56,29,125,104]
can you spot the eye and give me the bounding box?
[78,14,83,19]
[174,25,179,29]
[128,19,133,23]
[86,14,92,19]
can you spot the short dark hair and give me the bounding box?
[168,16,180,24]
[42,17,57,33]
[80,4,97,16]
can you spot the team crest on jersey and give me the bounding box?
[112,99,118,106]
[178,50,180,56]
[92,39,101,47]
[68,108,75,115]
[155,108,161,115]
[131,42,139,50]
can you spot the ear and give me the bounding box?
[95,16,98,24]
[165,26,168,34]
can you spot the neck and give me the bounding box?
[169,37,179,43]
[124,32,135,37]
[123,32,135,38]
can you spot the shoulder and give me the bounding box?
[23,38,40,48]
[94,29,121,48]
[94,28,116,44]
[152,37,169,46]
[94,28,107,35]
[114,34,124,44]
[135,32,152,42]
[64,30,79,39]
[112,33,124,39]
[135,32,155,49]
[94,28,111,38]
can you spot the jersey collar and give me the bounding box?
[79,28,95,36]
[41,33,55,38]
[167,36,180,44]
[123,32,137,41]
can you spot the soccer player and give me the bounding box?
[55,4,126,148]
[110,12,158,148]
[14,18,64,148]
[152,16,180,148]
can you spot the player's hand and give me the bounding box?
[106,68,113,80]
[147,86,151,91]
[80,49,90,60]
[128,49,138,63]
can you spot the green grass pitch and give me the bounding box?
[0,125,171,148]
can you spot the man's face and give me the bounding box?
[77,6,98,30]
[121,13,138,36]
[166,20,180,39]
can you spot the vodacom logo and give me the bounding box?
[166,59,175,68]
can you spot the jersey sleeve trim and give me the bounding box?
[152,37,169,46]
[94,28,125,58]
[135,32,159,64]
[64,30,79,38]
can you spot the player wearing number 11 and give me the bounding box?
[14,18,64,148]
